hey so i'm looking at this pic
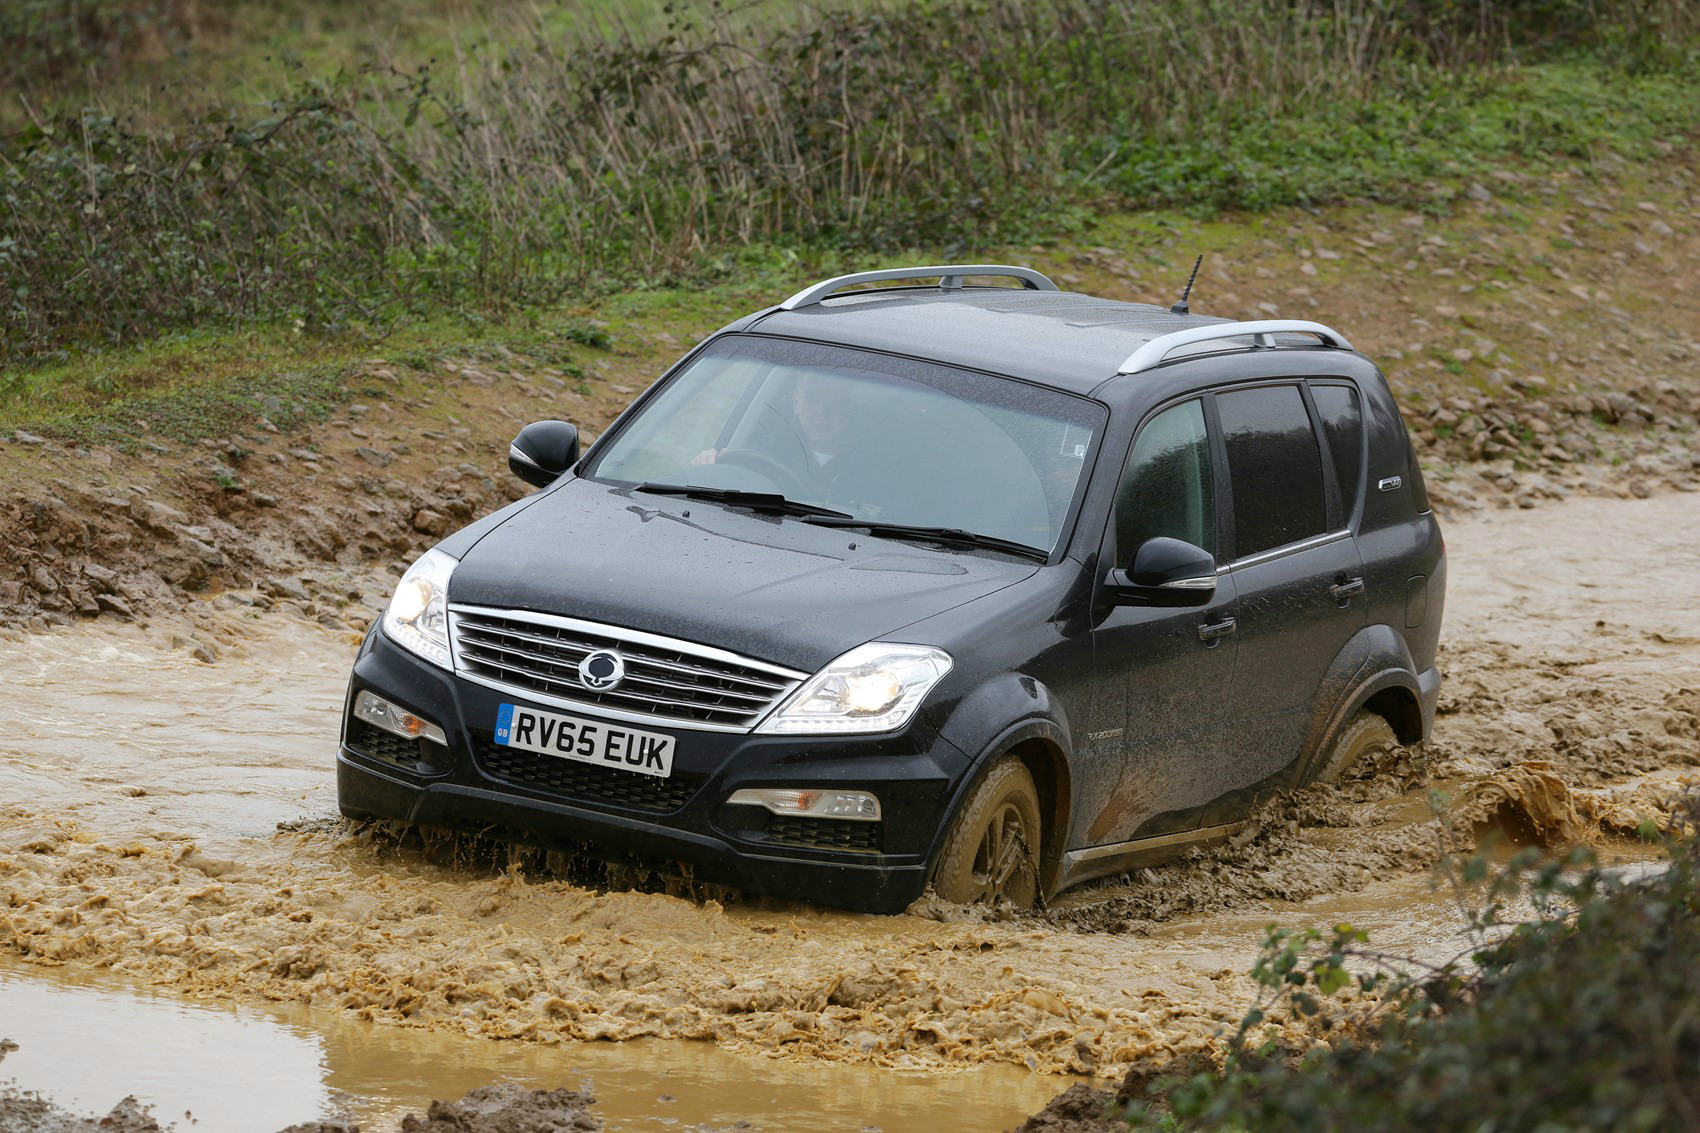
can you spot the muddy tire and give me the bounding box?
[1314,712,1398,784]
[931,757,1042,908]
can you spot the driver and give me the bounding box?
[692,370,852,495]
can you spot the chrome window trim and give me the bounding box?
[1217,529,1351,573]
[447,604,807,734]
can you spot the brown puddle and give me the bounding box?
[0,954,1074,1130]
[2,490,1697,1127]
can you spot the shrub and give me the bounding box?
[1129,816,1700,1131]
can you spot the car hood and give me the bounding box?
[448,478,1040,672]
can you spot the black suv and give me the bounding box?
[339,265,1444,913]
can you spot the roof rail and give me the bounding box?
[1118,320,1353,375]
[778,264,1059,311]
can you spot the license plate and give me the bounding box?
[494,703,675,778]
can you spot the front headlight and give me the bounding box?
[756,643,952,735]
[382,548,457,669]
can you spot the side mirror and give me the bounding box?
[1109,537,1217,606]
[508,420,580,488]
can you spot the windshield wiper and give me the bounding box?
[800,516,1047,561]
[634,482,853,520]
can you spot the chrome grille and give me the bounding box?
[449,605,805,731]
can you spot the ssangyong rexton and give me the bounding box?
[338,265,1445,913]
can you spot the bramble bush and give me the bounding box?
[1125,808,1700,1131]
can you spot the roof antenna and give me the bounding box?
[1170,255,1203,315]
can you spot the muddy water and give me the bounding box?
[2,491,1697,1127]
[0,955,1065,1130]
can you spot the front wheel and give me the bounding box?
[931,757,1042,908]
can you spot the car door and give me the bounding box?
[1209,381,1367,805]
[1080,397,1239,849]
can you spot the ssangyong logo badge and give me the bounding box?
[577,650,626,692]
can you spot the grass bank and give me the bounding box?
[3,0,1697,371]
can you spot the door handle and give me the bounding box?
[1197,617,1236,644]
[1330,576,1366,602]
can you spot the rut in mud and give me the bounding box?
[2,492,1697,1089]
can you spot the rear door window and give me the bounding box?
[1215,384,1327,558]
[1114,398,1216,558]
[1310,383,1364,519]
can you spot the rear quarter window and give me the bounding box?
[1215,383,1328,558]
[1310,383,1364,519]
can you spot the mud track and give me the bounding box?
[2,492,1697,1110]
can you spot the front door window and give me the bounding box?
[1114,398,1216,560]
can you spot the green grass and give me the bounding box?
[1091,60,1700,214]
[1,0,765,127]
[0,310,618,448]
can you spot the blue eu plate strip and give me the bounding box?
[494,703,515,745]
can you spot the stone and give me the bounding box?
[412,508,451,536]
[129,497,188,533]
[1629,479,1652,499]
[265,576,311,602]
[12,430,45,445]
[1605,393,1639,422]
[355,445,394,468]
[180,537,224,567]
[96,594,135,618]
[82,562,118,590]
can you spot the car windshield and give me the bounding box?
[585,335,1104,555]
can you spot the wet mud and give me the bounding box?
[1,491,1697,1125]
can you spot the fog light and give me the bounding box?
[726,787,881,822]
[353,690,447,746]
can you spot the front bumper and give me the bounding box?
[336,625,971,914]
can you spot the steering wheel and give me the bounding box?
[712,448,809,497]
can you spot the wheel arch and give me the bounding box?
[1003,732,1072,898]
[932,699,1075,901]
[1293,623,1426,784]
